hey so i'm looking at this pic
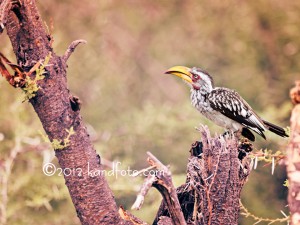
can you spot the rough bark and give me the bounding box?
[153,127,252,225]
[0,1,130,224]
[288,81,300,225]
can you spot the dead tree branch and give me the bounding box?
[132,151,187,225]
[287,80,300,225]
[132,174,158,210]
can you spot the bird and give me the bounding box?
[165,66,289,141]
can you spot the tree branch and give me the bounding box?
[0,1,131,224]
[62,39,87,63]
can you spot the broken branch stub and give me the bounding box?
[154,126,252,225]
[62,39,87,63]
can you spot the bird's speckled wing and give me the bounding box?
[208,87,266,138]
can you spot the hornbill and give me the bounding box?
[165,66,289,141]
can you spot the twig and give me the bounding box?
[0,137,22,225]
[132,151,187,225]
[62,39,87,62]
[240,200,289,224]
[146,151,169,171]
[131,175,157,210]
[131,165,156,177]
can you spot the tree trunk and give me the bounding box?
[0,1,129,224]
[153,127,252,225]
[288,81,300,225]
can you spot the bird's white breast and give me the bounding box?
[190,89,243,132]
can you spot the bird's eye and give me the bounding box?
[193,74,199,79]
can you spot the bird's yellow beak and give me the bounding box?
[164,66,193,84]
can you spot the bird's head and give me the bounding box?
[165,66,214,92]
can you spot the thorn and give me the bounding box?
[280,210,288,218]
[254,156,258,170]
[271,157,275,175]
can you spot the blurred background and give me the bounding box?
[0,0,298,224]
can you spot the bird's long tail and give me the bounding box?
[262,120,289,138]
